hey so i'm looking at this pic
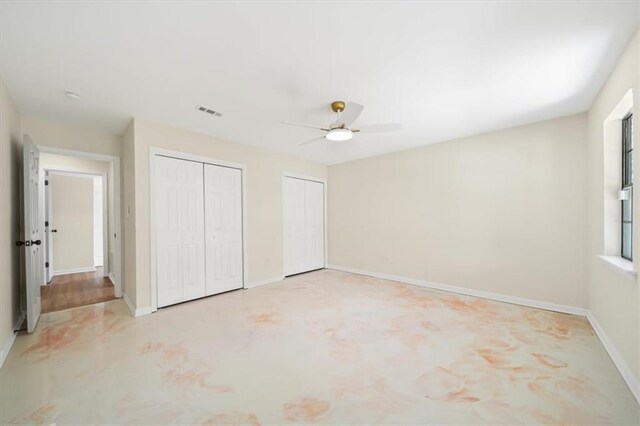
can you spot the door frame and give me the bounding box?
[45,170,108,278]
[149,147,248,313]
[282,172,328,277]
[37,145,123,298]
[44,170,53,283]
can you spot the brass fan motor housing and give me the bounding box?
[331,101,346,113]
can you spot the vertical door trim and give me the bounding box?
[282,172,328,277]
[44,170,53,283]
[149,147,248,313]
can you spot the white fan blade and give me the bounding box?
[298,136,325,146]
[333,102,364,127]
[355,123,401,133]
[282,121,328,131]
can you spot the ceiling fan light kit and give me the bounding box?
[282,100,401,146]
[326,128,353,141]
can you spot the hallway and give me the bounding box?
[41,268,115,313]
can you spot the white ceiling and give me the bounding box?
[1,2,637,165]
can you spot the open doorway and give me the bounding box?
[38,151,120,313]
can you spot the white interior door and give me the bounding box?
[155,156,206,307]
[305,180,325,271]
[283,177,307,276]
[22,136,43,333]
[204,164,243,295]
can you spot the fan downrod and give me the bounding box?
[331,101,346,113]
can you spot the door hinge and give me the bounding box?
[45,221,49,227]
[45,180,49,186]
[45,262,49,268]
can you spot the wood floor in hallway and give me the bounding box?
[41,267,115,313]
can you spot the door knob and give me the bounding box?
[15,240,39,247]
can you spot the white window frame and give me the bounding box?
[600,89,636,279]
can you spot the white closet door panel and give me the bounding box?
[156,156,206,307]
[181,163,206,301]
[283,177,307,276]
[222,165,242,288]
[305,180,325,271]
[156,159,182,307]
[205,164,243,295]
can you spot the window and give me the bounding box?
[621,113,633,260]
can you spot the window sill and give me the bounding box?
[598,255,637,280]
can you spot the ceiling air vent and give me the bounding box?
[196,105,222,117]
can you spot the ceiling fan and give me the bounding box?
[282,101,401,145]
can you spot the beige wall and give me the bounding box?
[0,78,22,360]
[586,31,639,380]
[40,153,114,275]
[50,174,94,271]
[329,113,588,308]
[122,121,137,305]
[127,119,327,309]
[22,116,121,157]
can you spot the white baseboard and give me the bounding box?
[328,265,587,316]
[52,266,96,277]
[122,293,152,317]
[245,275,284,289]
[328,264,639,405]
[586,311,640,404]
[136,306,152,317]
[1,310,26,369]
